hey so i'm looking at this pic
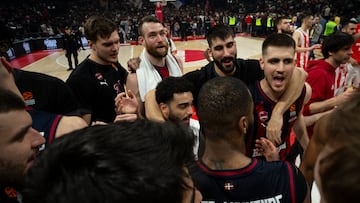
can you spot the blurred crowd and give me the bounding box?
[1,0,359,43]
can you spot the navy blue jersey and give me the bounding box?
[190,159,307,203]
[27,108,62,145]
[14,69,80,115]
[246,81,306,161]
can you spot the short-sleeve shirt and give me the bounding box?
[66,58,128,123]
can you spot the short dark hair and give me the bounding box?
[321,32,354,58]
[23,120,195,203]
[262,33,296,56]
[197,77,253,139]
[206,24,235,48]
[138,15,162,37]
[340,17,358,28]
[155,76,194,105]
[275,16,289,26]
[299,13,312,23]
[0,88,25,113]
[84,16,117,42]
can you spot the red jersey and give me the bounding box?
[351,24,360,63]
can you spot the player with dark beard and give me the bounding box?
[146,24,308,145]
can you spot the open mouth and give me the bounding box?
[222,57,234,63]
[183,117,191,124]
[221,57,234,67]
[273,76,285,86]
[157,45,166,49]
[26,154,37,168]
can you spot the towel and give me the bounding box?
[137,48,182,101]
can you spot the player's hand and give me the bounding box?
[127,57,141,73]
[311,44,321,50]
[255,137,279,161]
[335,87,356,106]
[115,90,138,114]
[266,114,282,145]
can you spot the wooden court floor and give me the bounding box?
[19,36,265,81]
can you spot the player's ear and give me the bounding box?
[238,116,248,135]
[259,57,265,70]
[159,103,169,119]
[88,40,95,50]
[138,36,144,45]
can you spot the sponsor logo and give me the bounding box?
[22,91,35,106]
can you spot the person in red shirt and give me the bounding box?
[303,32,355,139]
[245,14,253,34]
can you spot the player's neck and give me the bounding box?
[301,24,309,31]
[147,52,166,67]
[201,138,251,169]
[88,54,112,66]
[325,58,340,69]
[260,79,283,102]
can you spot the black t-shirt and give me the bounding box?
[183,59,264,108]
[66,58,128,123]
[14,69,80,115]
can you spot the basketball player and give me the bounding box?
[146,24,308,145]
[190,77,308,203]
[292,14,321,69]
[246,33,310,162]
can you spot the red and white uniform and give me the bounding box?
[334,24,360,94]
[347,23,360,88]
[294,28,310,69]
[351,24,360,64]
[334,63,349,96]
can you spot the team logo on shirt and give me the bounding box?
[258,111,268,122]
[113,80,122,93]
[288,104,297,122]
[95,73,109,86]
[4,187,17,198]
[224,182,235,191]
[95,72,103,80]
[22,91,35,106]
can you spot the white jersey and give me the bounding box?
[294,28,310,69]
[335,63,349,96]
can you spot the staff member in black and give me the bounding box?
[63,26,80,71]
